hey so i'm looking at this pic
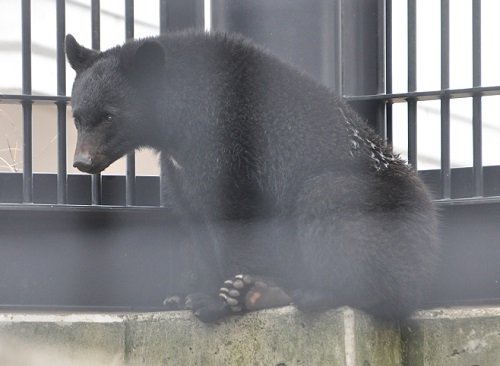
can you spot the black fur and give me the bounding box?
[66,31,439,322]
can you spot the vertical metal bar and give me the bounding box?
[386,0,393,145]
[91,0,100,50]
[125,0,136,206]
[334,0,343,95]
[125,0,134,39]
[375,0,387,139]
[91,0,102,204]
[160,0,168,34]
[56,0,67,204]
[159,0,168,206]
[440,0,451,199]
[22,0,33,203]
[407,0,417,169]
[319,0,335,91]
[472,0,483,197]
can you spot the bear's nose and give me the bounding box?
[73,153,93,172]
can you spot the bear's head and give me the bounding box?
[66,34,165,174]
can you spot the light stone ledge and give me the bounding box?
[0,306,498,366]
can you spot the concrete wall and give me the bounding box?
[0,306,499,365]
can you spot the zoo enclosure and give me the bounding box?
[0,0,499,310]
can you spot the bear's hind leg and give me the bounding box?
[291,171,437,318]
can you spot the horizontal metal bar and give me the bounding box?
[433,196,500,207]
[0,203,166,214]
[4,86,500,107]
[3,195,500,211]
[344,85,500,103]
[0,94,70,104]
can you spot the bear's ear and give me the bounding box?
[65,34,98,73]
[120,40,165,81]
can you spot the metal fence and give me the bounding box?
[1,0,499,207]
[346,0,500,204]
[0,0,499,310]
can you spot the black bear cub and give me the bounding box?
[66,31,438,322]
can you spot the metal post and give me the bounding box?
[125,0,136,206]
[441,0,451,199]
[472,0,483,197]
[56,0,67,204]
[407,0,417,170]
[91,0,102,205]
[22,0,33,203]
[385,0,393,145]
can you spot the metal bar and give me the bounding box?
[159,0,168,206]
[407,0,417,169]
[125,0,136,206]
[91,0,100,50]
[344,85,500,102]
[91,0,102,204]
[159,0,168,34]
[21,0,33,203]
[5,81,500,104]
[472,0,483,197]
[0,95,71,103]
[407,100,417,169]
[385,0,393,144]
[56,0,67,204]
[407,0,417,93]
[441,0,451,199]
[334,0,343,95]
[125,0,134,39]
[8,82,500,106]
[375,0,387,138]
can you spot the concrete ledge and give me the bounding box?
[0,306,498,365]
[0,307,400,366]
[125,307,400,366]
[0,313,125,365]
[403,307,500,366]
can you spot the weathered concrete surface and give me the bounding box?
[403,307,500,366]
[0,307,401,366]
[1,306,499,366]
[125,306,401,366]
[0,313,126,365]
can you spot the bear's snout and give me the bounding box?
[73,152,93,173]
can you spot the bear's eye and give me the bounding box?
[102,113,113,122]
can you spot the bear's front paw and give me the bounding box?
[162,295,184,310]
[219,274,292,313]
[184,292,229,322]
